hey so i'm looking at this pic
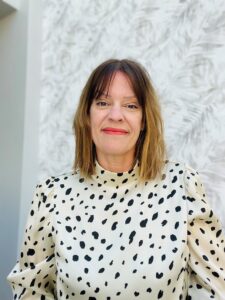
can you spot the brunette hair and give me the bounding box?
[73,58,166,180]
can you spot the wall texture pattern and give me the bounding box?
[40,0,225,229]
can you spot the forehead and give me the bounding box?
[104,71,134,94]
[96,71,136,98]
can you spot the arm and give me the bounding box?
[185,166,225,299]
[7,177,57,299]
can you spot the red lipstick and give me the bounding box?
[102,127,128,135]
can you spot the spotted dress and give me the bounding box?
[7,161,225,299]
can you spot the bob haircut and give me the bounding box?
[73,58,166,181]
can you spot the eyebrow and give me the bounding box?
[99,93,137,100]
[124,96,138,100]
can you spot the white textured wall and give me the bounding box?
[40,0,225,228]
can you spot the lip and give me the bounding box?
[102,127,129,135]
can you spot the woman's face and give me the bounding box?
[89,71,143,164]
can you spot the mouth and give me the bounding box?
[102,127,129,135]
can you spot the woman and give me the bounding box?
[8,59,225,299]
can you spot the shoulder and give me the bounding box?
[163,160,199,176]
[162,159,187,178]
[38,170,79,187]
[37,170,84,196]
[164,160,207,204]
[161,160,203,189]
[163,159,185,171]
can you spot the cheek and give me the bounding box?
[135,114,143,131]
[90,109,107,130]
[89,111,98,133]
[89,113,100,142]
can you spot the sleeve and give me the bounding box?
[7,177,57,300]
[185,165,225,300]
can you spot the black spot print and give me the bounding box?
[133,254,138,261]
[174,222,179,229]
[148,256,154,264]
[152,212,158,220]
[148,192,153,199]
[216,229,222,238]
[30,278,35,287]
[65,226,72,233]
[172,176,177,183]
[212,271,219,278]
[8,161,225,300]
[169,261,174,270]
[98,268,105,273]
[106,244,113,250]
[203,255,209,261]
[158,290,164,298]
[111,222,118,230]
[65,188,72,195]
[104,203,114,211]
[158,198,164,204]
[162,220,167,226]
[76,216,81,221]
[161,254,166,261]
[72,255,79,261]
[88,215,94,222]
[111,193,117,199]
[92,231,99,239]
[140,219,148,227]
[125,217,131,224]
[156,272,163,279]
[170,234,177,241]
[175,206,181,212]
[128,199,134,206]
[129,231,136,244]
[167,190,176,199]
[84,255,92,261]
[27,249,35,256]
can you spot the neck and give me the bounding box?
[96,154,135,173]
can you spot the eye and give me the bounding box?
[95,100,109,107]
[125,103,139,110]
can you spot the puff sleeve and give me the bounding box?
[7,177,57,299]
[185,166,225,299]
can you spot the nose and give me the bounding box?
[108,105,124,121]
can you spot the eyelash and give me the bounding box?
[125,104,139,110]
[96,100,109,107]
[95,100,139,110]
